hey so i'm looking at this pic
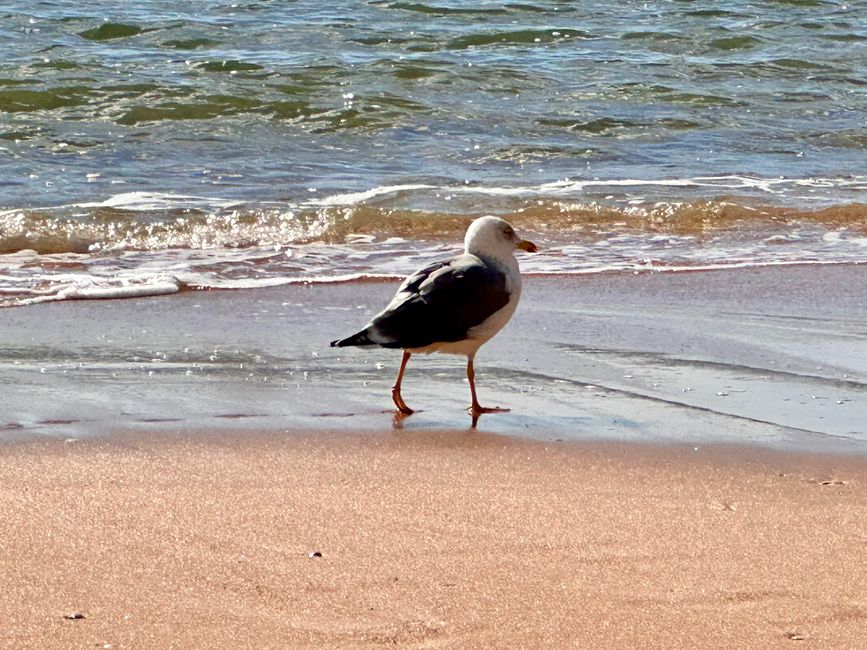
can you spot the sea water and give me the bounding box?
[1,0,865,306]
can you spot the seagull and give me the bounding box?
[330,216,538,417]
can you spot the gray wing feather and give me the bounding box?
[369,254,510,349]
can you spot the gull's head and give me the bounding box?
[464,216,538,260]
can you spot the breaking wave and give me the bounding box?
[1,177,865,308]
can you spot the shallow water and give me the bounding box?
[1,1,866,306]
[2,270,865,451]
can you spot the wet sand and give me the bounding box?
[1,264,865,451]
[1,431,865,649]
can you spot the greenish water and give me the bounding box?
[0,1,865,305]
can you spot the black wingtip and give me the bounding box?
[331,330,374,348]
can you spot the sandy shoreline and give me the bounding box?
[2,431,866,649]
[2,265,865,647]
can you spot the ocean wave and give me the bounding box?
[2,178,865,308]
[2,182,866,257]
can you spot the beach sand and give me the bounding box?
[1,432,865,649]
[1,265,866,648]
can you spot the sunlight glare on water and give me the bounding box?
[0,0,865,306]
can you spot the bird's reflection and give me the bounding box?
[391,407,501,430]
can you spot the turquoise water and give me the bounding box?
[1,1,866,305]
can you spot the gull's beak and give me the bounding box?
[515,239,538,253]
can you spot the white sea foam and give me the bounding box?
[55,276,181,300]
[177,271,402,290]
[454,175,867,197]
[52,192,242,213]
[3,274,182,306]
[306,175,867,205]
[305,184,437,207]
[822,230,867,248]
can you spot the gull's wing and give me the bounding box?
[366,254,511,349]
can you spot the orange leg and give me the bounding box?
[467,355,509,416]
[391,350,414,414]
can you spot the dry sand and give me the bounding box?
[1,431,865,649]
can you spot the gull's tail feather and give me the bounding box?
[330,329,376,348]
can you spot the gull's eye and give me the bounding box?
[504,226,515,237]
